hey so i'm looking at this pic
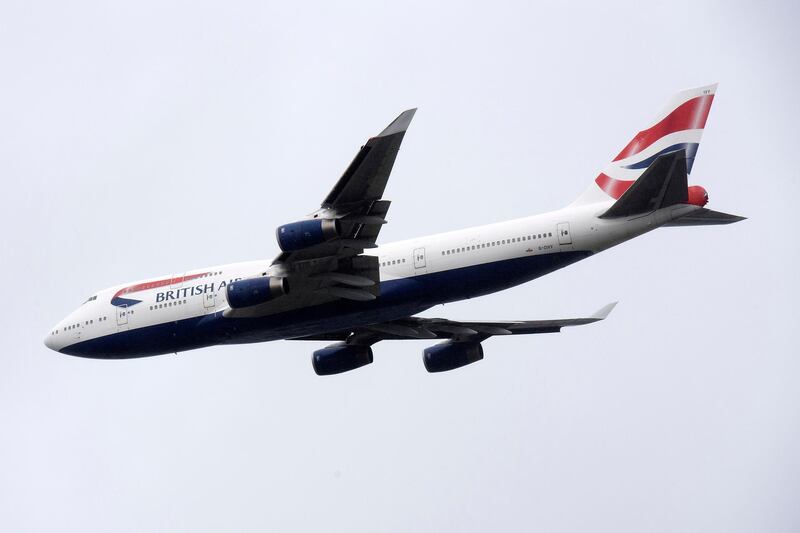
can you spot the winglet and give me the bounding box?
[591,301,618,320]
[377,108,417,137]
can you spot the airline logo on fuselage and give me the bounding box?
[111,273,242,307]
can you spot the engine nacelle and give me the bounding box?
[688,185,709,207]
[423,342,484,373]
[226,276,288,309]
[312,343,373,376]
[276,219,341,252]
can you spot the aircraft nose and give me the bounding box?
[44,331,59,352]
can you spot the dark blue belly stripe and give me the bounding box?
[61,250,591,359]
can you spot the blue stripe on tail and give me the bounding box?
[623,142,700,173]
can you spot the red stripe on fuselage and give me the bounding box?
[613,94,714,162]
[595,173,633,199]
[112,273,210,299]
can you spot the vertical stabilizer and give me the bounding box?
[571,84,717,206]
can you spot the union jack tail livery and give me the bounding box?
[573,83,717,206]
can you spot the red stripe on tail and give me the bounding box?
[613,94,714,162]
[595,173,634,199]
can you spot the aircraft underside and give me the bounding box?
[61,250,592,359]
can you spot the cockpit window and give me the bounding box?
[82,295,98,304]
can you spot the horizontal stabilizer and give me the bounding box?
[663,208,746,226]
[600,150,688,218]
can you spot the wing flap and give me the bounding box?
[289,303,618,343]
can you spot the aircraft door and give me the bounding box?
[116,304,129,326]
[203,291,216,311]
[557,222,572,245]
[413,247,427,270]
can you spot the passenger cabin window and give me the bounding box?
[438,231,559,258]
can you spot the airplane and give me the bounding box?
[44,84,744,374]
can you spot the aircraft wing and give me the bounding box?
[289,302,618,344]
[224,109,416,318]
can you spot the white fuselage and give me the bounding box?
[44,201,700,355]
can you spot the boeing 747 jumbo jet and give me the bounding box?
[45,84,744,374]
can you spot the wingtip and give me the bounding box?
[592,301,618,320]
[377,108,417,137]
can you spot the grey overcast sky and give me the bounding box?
[1,1,798,531]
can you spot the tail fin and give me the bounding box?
[572,84,717,206]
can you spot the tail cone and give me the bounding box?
[688,185,708,207]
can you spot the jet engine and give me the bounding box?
[276,219,341,252]
[423,341,484,373]
[226,276,288,309]
[687,185,708,207]
[312,343,373,376]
